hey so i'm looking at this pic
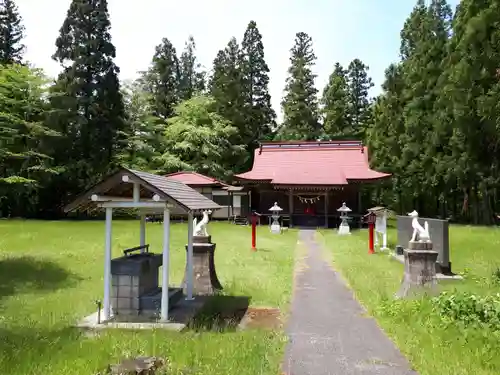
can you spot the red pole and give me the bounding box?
[251,213,257,251]
[368,222,375,254]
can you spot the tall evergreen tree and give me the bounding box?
[439,0,500,223]
[142,37,180,120]
[49,0,126,198]
[366,63,406,210]
[240,20,276,147]
[321,62,350,138]
[209,37,247,166]
[346,58,373,138]
[398,0,451,213]
[178,36,205,101]
[280,32,319,140]
[0,0,24,64]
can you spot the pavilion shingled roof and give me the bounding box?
[64,167,221,213]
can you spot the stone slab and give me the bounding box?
[75,296,209,331]
[111,253,162,276]
[189,242,216,254]
[193,235,211,244]
[139,287,183,311]
[408,241,433,250]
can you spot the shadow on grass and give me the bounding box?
[0,327,82,372]
[0,256,82,300]
[187,295,251,332]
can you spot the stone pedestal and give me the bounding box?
[395,241,438,299]
[183,235,223,295]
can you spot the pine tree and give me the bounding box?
[366,63,406,211]
[49,0,126,191]
[0,0,24,64]
[280,32,319,140]
[142,37,180,120]
[209,37,248,170]
[398,0,452,214]
[346,58,373,138]
[240,20,276,146]
[321,62,350,138]
[178,36,205,101]
[209,37,246,150]
[439,0,500,223]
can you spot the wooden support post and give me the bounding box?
[160,208,170,321]
[248,190,252,218]
[139,214,146,250]
[358,187,363,228]
[133,183,140,202]
[325,191,329,228]
[289,189,294,228]
[228,191,232,220]
[186,212,194,300]
[103,207,113,321]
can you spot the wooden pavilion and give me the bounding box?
[64,167,221,322]
[234,140,391,228]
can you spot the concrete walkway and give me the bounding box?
[283,230,417,375]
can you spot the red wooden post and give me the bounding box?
[251,212,257,251]
[368,221,375,254]
[364,211,376,254]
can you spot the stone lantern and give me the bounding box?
[269,202,283,234]
[337,202,352,235]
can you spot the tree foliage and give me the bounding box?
[178,36,205,101]
[1,5,500,225]
[280,32,319,140]
[321,62,350,138]
[158,95,244,180]
[0,64,59,216]
[0,0,24,64]
[240,21,276,146]
[142,37,179,120]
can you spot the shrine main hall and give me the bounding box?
[234,140,391,228]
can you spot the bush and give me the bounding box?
[432,292,500,330]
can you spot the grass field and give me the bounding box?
[0,220,297,375]
[319,223,500,375]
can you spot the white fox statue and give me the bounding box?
[193,210,212,237]
[408,210,430,242]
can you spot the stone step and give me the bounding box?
[234,216,249,225]
[139,287,183,312]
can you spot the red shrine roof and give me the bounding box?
[165,171,230,187]
[234,141,391,186]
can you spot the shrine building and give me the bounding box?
[233,140,391,228]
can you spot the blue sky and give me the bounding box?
[17,0,459,121]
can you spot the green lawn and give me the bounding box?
[319,224,500,375]
[0,220,297,375]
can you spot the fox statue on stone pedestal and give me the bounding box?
[408,210,430,242]
[192,210,212,237]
